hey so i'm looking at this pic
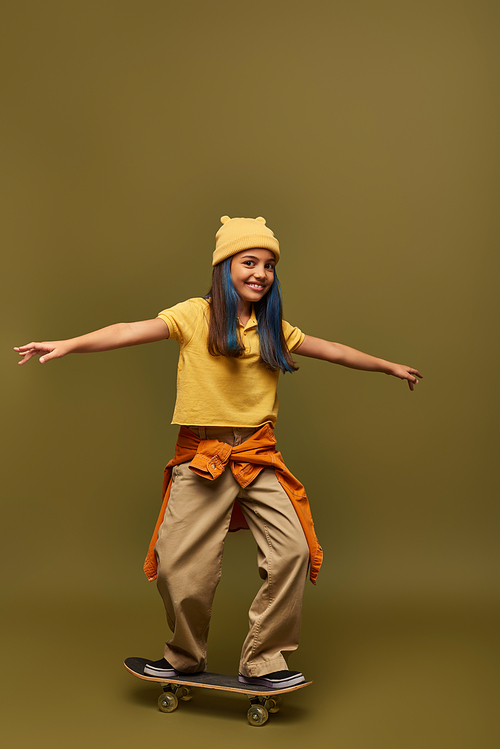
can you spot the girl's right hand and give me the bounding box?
[14,319,169,365]
[14,341,70,365]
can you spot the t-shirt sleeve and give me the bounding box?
[282,320,305,352]
[157,298,205,345]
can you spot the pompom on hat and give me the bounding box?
[212,215,280,266]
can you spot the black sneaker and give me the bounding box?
[238,670,305,688]
[143,657,207,678]
[143,658,178,677]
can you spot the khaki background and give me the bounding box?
[1,1,499,747]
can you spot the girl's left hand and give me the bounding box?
[390,365,423,391]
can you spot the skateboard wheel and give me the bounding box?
[174,685,193,701]
[158,691,179,713]
[263,695,283,713]
[247,704,269,726]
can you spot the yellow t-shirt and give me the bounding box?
[157,297,305,428]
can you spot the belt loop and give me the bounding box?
[199,426,206,440]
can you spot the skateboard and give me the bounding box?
[124,656,312,726]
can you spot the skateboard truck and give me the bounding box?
[158,683,284,725]
[246,694,283,725]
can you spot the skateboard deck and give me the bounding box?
[124,656,312,725]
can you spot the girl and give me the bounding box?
[15,215,422,689]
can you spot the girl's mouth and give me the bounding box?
[246,283,265,291]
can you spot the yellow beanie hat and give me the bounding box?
[212,215,280,266]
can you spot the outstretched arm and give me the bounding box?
[295,335,423,391]
[14,318,169,365]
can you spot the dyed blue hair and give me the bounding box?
[222,260,244,355]
[220,258,296,373]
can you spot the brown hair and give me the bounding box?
[206,262,243,358]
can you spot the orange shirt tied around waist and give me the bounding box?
[144,424,323,585]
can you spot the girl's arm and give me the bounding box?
[295,335,423,391]
[14,318,169,365]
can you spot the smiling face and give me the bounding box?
[230,248,276,309]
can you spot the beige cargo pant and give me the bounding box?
[154,426,310,677]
